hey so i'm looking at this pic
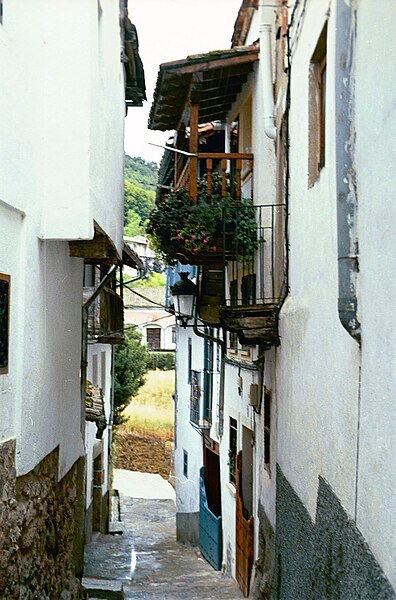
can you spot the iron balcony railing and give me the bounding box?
[224,203,287,307]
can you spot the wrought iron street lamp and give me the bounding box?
[170,272,197,328]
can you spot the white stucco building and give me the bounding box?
[0,0,145,596]
[149,0,396,598]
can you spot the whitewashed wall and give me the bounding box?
[276,0,360,521]
[85,344,113,513]
[220,361,257,576]
[0,0,124,254]
[0,0,125,482]
[174,328,203,517]
[354,0,396,587]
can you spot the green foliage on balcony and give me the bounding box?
[147,175,258,264]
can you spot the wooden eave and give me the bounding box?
[149,45,259,132]
[231,0,259,48]
[123,16,146,107]
[69,223,120,265]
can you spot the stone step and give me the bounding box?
[81,577,124,599]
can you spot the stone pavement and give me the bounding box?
[83,470,243,599]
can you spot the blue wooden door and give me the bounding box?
[199,467,222,571]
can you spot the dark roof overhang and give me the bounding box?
[122,16,146,108]
[148,45,259,132]
[231,0,259,48]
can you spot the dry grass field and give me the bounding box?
[114,370,175,479]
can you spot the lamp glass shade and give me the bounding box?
[175,293,195,319]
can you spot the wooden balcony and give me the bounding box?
[221,303,280,349]
[174,152,253,204]
[84,286,124,344]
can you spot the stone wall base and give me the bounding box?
[176,511,199,546]
[0,438,86,599]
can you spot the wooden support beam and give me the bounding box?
[189,102,199,203]
[221,159,227,198]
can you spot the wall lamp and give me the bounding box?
[170,272,198,328]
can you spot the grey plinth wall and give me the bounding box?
[271,465,395,599]
[176,511,199,546]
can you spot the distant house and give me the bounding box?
[125,235,161,273]
[124,284,175,352]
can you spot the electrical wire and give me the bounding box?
[123,286,171,310]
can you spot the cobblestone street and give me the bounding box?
[83,470,243,599]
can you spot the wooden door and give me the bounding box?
[199,467,223,571]
[235,451,254,597]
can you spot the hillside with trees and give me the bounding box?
[124,155,157,237]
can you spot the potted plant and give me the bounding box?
[146,176,258,265]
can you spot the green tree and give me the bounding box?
[124,208,144,237]
[113,328,149,426]
[124,155,157,231]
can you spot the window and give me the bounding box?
[101,351,106,391]
[229,417,237,485]
[183,450,188,478]
[241,274,256,305]
[92,354,98,385]
[171,326,176,344]
[264,389,271,468]
[83,264,96,287]
[0,1,3,24]
[308,22,327,187]
[229,280,238,351]
[146,327,161,350]
[203,336,213,423]
[0,274,10,374]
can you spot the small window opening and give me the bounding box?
[264,389,271,468]
[308,22,327,186]
[183,450,188,478]
[229,417,237,485]
[0,274,10,374]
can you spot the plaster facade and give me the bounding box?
[174,328,204,543]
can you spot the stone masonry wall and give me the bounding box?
[0,438,86,599]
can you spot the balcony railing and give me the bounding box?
[225,203,287,306]
[84,286,124,344]
[174,152,253,203]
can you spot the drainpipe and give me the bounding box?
[335,0,360,344]
[259,7,276,140]
[80,264,118,441]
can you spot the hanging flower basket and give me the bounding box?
[147,183,258,265]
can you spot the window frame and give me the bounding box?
[146,326,161,350]
[264,389,271,472]
[308,22,328,187]
[183,449,188,478]
[229,416,237,485]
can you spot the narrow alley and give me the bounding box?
[83,470,243,599]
